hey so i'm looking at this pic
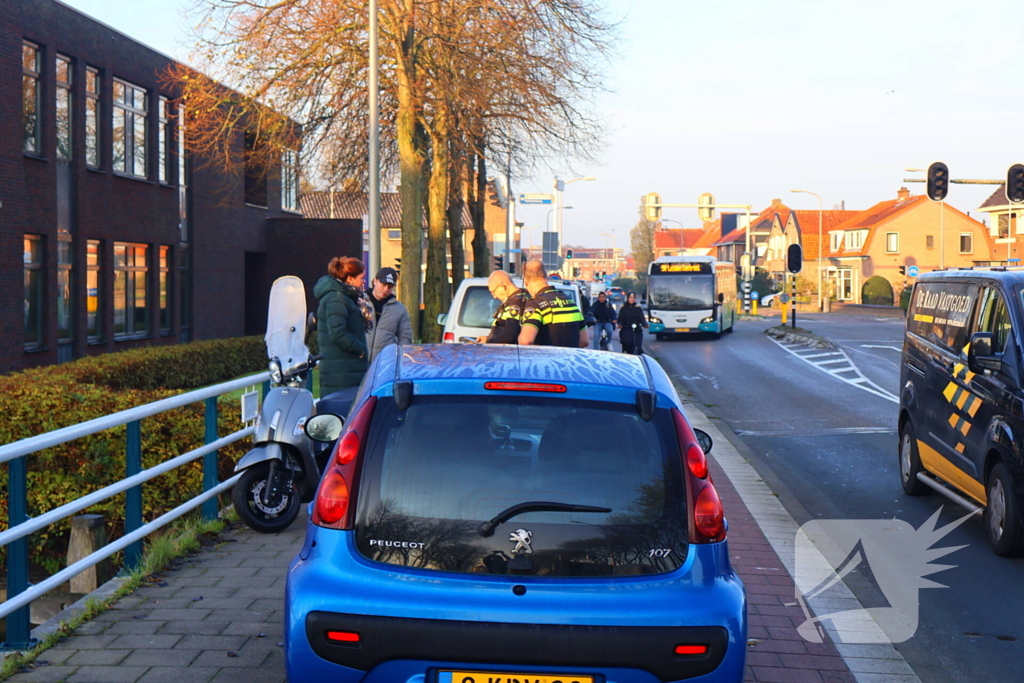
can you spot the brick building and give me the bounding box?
[1,0,358,373]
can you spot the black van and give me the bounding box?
[899,268,1024,556]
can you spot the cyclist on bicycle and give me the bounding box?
[590,291,617,350]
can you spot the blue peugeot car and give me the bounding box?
[286,344,746,682]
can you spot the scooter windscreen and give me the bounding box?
[265,276,311,377]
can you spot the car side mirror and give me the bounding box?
[693,428,713,455]
[968,332,1002,373]
[305,413,345,442]
[437,313,448,326]
[717,293,724,303]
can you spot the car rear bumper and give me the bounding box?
[285,526,746,682]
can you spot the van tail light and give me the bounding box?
[312,396,378,530]
[672,408,726,544]
[443,332,455,342]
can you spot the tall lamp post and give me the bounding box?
[661,218,686,254]
[367,0,380,273]
[597,230,617,278]
[791,189,823,311]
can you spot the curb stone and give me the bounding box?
[764,325,835,349]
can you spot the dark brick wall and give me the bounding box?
[0,0,298,374]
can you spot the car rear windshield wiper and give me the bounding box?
[478,501,612,537]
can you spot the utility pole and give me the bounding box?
[367,0,381,274]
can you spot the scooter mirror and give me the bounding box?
[693,428,713,455]
[305,413,345,442]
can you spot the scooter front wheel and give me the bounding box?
[232,463,301,534]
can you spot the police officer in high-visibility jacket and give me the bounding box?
[518,259,590,348]
[480,270,531,344]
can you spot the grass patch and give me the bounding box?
[0,514,227,680]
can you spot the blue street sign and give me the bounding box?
[1009,259,1022,263]
[907,265,920,277]
[518,193,554,205]
[751,290,760,300]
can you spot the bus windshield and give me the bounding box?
[649,274,714,311]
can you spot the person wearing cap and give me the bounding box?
[365,267,413,361]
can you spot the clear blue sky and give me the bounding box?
[62,0,1024,249]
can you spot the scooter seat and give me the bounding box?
[317,387,360,421]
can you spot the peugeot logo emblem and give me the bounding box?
[509,528,533,554]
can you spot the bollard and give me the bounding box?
[203,398,219,522]
[781,302,788,326]
[67,515,112,594]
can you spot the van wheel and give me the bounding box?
[899,422,930,496]
[986,462,1024,557]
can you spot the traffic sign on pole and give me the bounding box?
[907,265,920,278]
[519,193,554,205]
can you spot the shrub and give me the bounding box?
[0,337,265,574]
[862,276,895,306]
[900,285,913,311]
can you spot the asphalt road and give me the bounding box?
[645,313,1024,683]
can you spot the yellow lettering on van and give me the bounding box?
[913,314,934,323]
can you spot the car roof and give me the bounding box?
[917,269,1024,285]
[456,277,577,291]
[380,344,650,390]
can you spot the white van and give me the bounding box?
[437,277,583,343]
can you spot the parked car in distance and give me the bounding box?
[286,343,746,682]
[899,268,1024,556]
[438,277,583,343]
[760,292,782,307]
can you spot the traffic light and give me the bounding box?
[494,255,504,270]
[786,244,803,274]
[643,192,662,223]
[565,249,574,260]
[899,265,907,276]
[1006,164,1024,204]
[926,162,949,202]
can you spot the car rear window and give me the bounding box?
[354,395,688,577]
[458,286,501,329]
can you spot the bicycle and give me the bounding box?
[599,328,610,351]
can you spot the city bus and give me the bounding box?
[646,255,737,339]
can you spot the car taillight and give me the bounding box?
[674,644,709,655]
[672,408,726,544]
[443,332,455,342]
[325,630,360,644]
[312,396,377,530]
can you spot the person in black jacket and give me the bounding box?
[617,292,648,355]
[314,256,373,396]
[589,291,617,349]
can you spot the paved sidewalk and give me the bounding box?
[6,518,300,683]
[5,403,918,683]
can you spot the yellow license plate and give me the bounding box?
[437,672,594,683]
[675,328,690,332]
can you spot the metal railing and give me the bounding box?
[1,372,270,650]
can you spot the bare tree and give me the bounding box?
[630,217,655,290]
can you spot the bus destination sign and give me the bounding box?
[651,262,712,274]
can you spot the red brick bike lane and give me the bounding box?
[709,458,857,683]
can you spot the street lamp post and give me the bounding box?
[367,0,380,274]
[791,189,824,311]
[661,218,685,254]
[597,230,617,278]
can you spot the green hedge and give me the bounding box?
[0,336,266,574]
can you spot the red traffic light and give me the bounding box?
[787,244,803,274]
[1006,164,1024,204]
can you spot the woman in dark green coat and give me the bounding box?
[314,256,374,396]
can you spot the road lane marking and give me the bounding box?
[736,426,896,436]
[862,345,902,352]
[769,337,899,404]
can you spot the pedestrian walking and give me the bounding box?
[365,267,413,361]
[314,256,373,397]
[590,291,617,350]
[518,260,589,348]
[481,270,531,344]
[617,291,648,355]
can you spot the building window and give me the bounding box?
[24,235,44,348]
[179,246,192,340]
[159,96,173,184]
[57,237,73,342]
[56,54,72,161]
[87,240,102,340]
[281,148,299,211]
[960,232,973,254]
[114,243,149,337]
[387,229,401,240]
[830,232,843,251]
[23,42,41,154]
[177,105,188,242]
[926,235,935,250]
[837,269,854,301]
[885,232,898,254]
[113,79,148,177]
[996,213,1016,239]
[86,67,100,167]
[244,132,268,207]
[159,246,172,333]
[846,230,867,250]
